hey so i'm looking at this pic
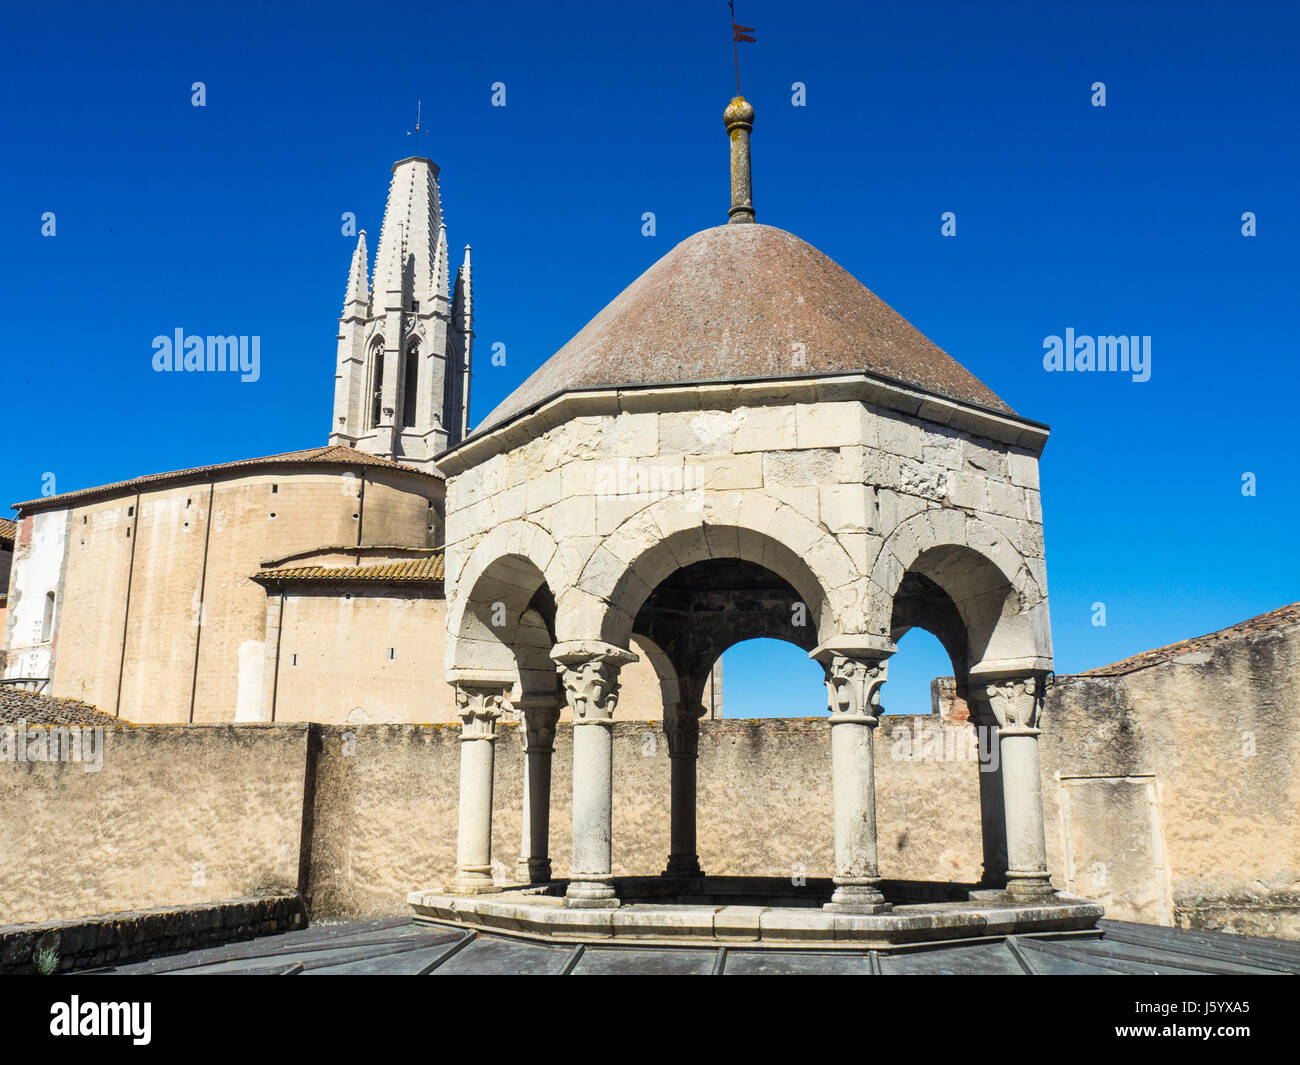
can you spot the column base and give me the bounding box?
[450,871,502,896]
[516,857,552,884]
[824,880,892,914]
[1005,872,1056,898]
[661,853,704,878]
[565,877,620,909]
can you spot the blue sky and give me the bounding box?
[2,0,1296,715]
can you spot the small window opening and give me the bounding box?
[41,592,56,642]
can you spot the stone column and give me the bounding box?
[552,641,637,909]
[662,698,707,878]
[515,695,562,884]
[975,674,1054,898]
[822,652,891,913]
[451,682,509,895]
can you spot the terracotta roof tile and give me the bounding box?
[0,686,118,725]
[1075,602,1300,678]
[12,446,439,513]
[478,224,1015,434]
[0,517,15,544]
[254,553,445,585]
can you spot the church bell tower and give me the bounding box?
[330,156,474,469]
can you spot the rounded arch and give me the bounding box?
[561,493,861,649]
[609,632,684,721]
[871,510,1049,670]
[713,636,826,719]
[445,520,567,687]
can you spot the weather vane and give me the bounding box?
[729,2,756,96]
[406,100,423,154]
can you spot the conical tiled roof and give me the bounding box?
[477,224,1013,434]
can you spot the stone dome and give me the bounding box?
[477,223,1013,434]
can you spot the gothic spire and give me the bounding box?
[372,156,444,305]
[431,223,450,313]
[342,230,369,315]
[455,244,473,328]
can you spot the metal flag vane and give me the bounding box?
[406,100,423,154]
[729,1,756,96]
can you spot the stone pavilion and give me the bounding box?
[410,95,1100,945]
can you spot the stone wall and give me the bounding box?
[269,589,455,725]
[2,612,1295,939]
[0,716,981,928]
[3,466,442,723]
[0,724,311,926]
[1040,614,1299,940]
[0,894,305,975]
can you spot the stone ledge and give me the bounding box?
[409,886,1102,950]
[0,893,307,974]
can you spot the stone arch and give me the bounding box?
[445,520,568,690]
[560,493,859,649]
[870,510,1049,672]
[625,632,681,710]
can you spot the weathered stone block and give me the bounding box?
[480,454,508,497]
[1007,451,1039,490]
[1025,490,1043,524]
[985,480,1025,519]
[659,410,733,455]
[686,453,764,491]
[763,448,839,487]
[893,457,950,502]
[733,405,796,453]
[549,495,597,542]
[497,485,526,523]
[877,415,924,460]
[595,496,649,536]
[795,401,864,450]
[602,413,659,458]
[946,470,987,511]
[762,485,819,521]
[525,468,562,514]
[819,484,871,534]
[875,489,930,536]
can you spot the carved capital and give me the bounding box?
[974,674,1046,734]
[551,642,636,726]
[664,701,707,758]
[823,653,889,725]
[521,702,562,752]
[556,657,624,725]
[455,683,510,740]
